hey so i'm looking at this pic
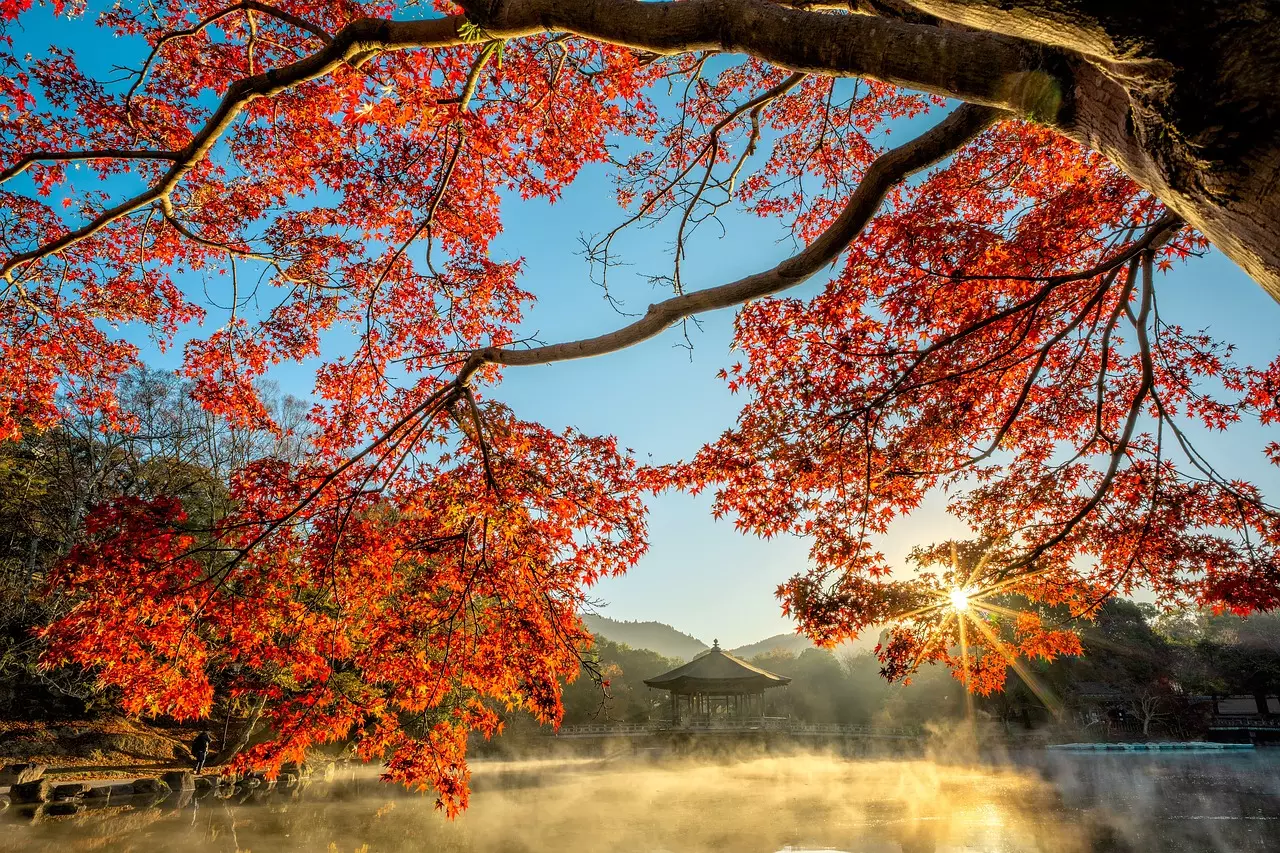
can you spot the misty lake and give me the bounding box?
[2,750,1279,852]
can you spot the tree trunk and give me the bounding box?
[904,0,1280,302]
[1252,688,1271,718]
[218,696,268,764]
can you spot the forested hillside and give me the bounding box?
[582,618,880,664]
[564,600,1280,737]
[3,370,1279,761]
[581,615,709,662]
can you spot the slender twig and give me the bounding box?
[125,1,334,113]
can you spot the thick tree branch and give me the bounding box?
[455,103,1003,382]
[0,149,181,183]
[898,0,1158,63]
[7,0,1279,300]
[476,0,1060,110]
[0,0,1064,285]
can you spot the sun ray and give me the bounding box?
[882,542,1070,722]
[898,610,953,680]
[969,599,1026,619]
[970,565,1055,599]
[892,600,950,623]
[957,611,975,720]
[965,541,996,589]
[967,613,1064,718]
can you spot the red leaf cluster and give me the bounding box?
[2,0,1277,807]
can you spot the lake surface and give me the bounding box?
[3,750,1280,852]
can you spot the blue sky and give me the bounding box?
[486,169,1280,646]
[9,5,1280,647]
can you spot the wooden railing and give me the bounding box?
[554,720,920,739]
[653,716,790,733]
[786,722,919,738]
[554,722,653,736]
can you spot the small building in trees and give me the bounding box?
[643,640,791,726]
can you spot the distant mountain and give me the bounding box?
[733,632,880,660]
[582,615,709,662]
[729,633,814,659]
[583,614,880,663]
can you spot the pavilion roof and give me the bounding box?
[642,641,792,694]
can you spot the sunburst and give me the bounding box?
[890,541,1065,719]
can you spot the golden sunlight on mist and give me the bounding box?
[448,754,1083,853]
[5,750,1276,852]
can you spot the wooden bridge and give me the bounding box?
[552,719,921,740]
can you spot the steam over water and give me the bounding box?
[3,751,1280,852]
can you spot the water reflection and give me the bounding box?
[2,752,1279,852]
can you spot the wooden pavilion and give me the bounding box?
[643,640,791,726]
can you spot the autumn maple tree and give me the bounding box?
[2,0,1278,809]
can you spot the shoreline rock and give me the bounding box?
[131,777,171,796]
[161,770,196,791]
[51,781,92,800]
[0,762,47,786]
[9,779,51,804]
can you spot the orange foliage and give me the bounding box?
[1,0,1277,810]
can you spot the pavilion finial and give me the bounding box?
[713,638,720,650]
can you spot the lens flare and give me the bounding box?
[949,587,971,612]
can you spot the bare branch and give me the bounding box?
[457,103,1003,381]
[124,1,334,111]
[870,213,1183,412]
[463,389,504,497]
[590,71,806,290]
[1010,252,1157,572]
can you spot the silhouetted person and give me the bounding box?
[192,731,213,773]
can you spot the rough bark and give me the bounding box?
[478,0,1057,110]
[902,0,1280,301]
